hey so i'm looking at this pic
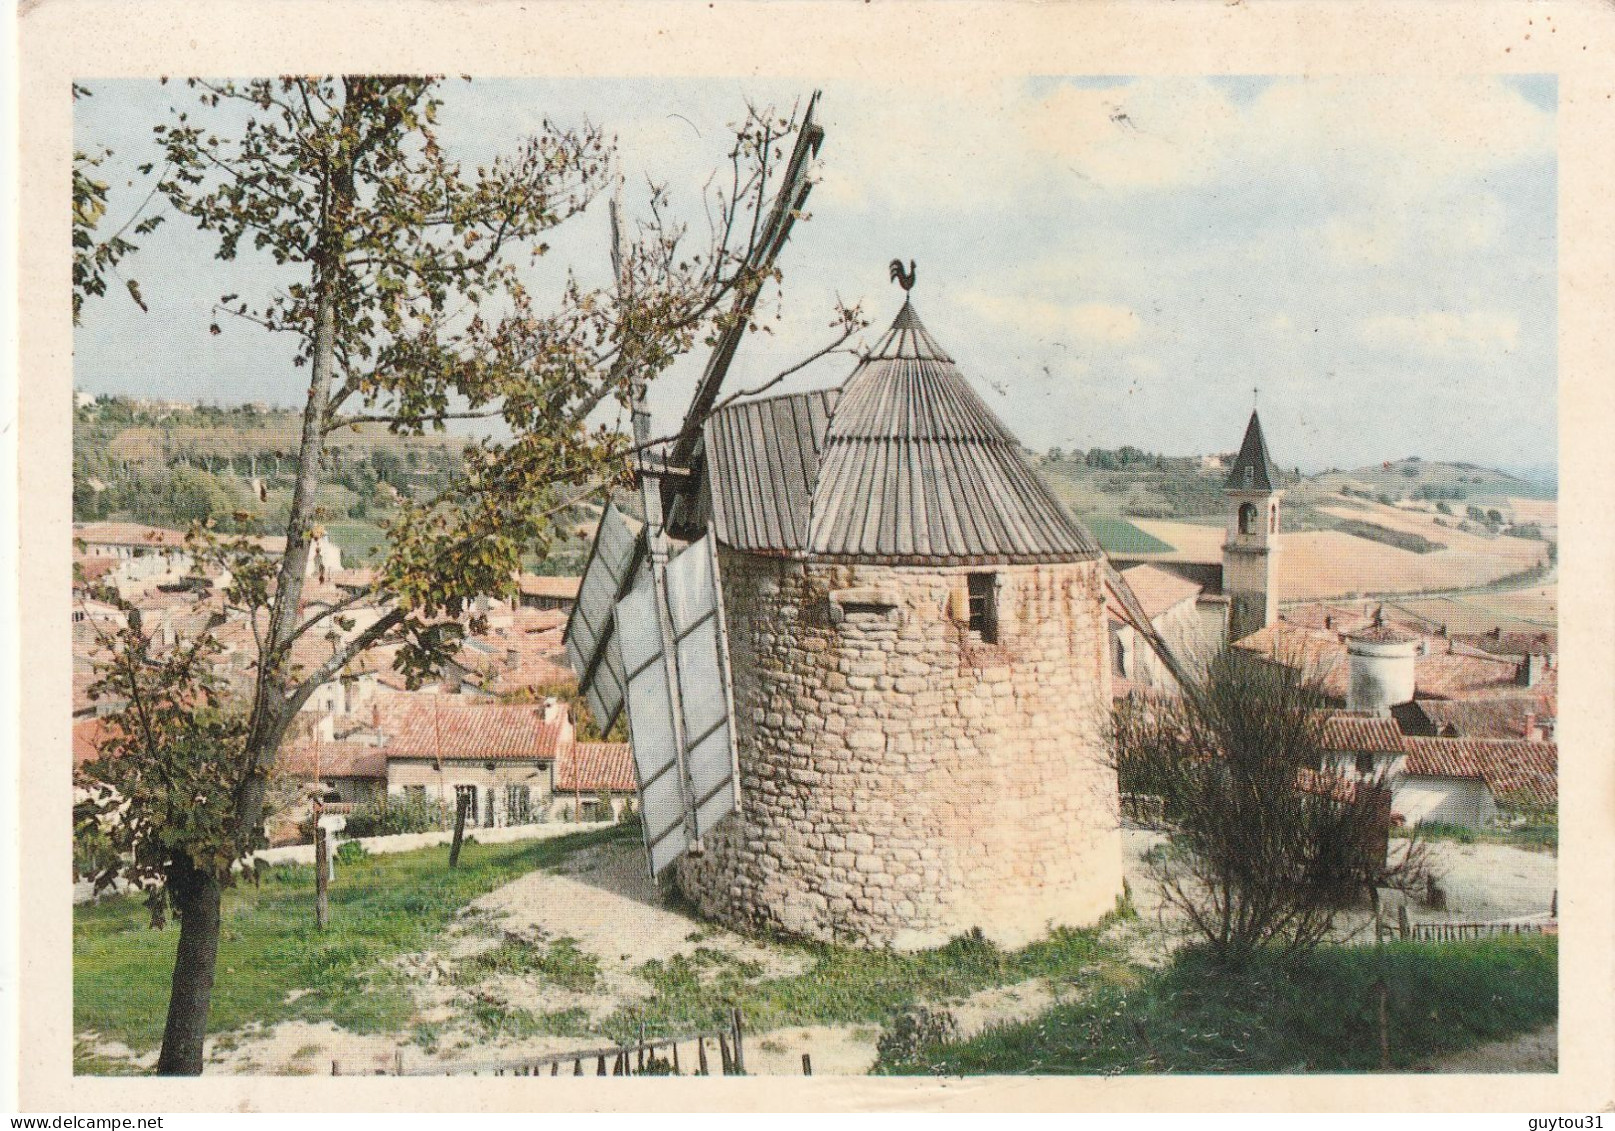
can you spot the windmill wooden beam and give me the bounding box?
[664,91,824,534]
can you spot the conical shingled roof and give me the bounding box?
[804,301,1102,563]
[1225,410,1283,492]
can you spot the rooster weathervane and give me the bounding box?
[889,258,917,292]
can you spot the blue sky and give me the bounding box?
[73,75,1557,476]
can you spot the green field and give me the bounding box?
[1085,517,1176,555]
[325,521,390,565]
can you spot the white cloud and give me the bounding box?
[1319,214,1403,268]
[1360,311,1521,354]
[961,291,1142,344]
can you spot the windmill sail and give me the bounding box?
[562,92,825,877]
[563,501,641,734]
[612,532,739,874]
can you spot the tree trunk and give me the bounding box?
[155,861,223,1076]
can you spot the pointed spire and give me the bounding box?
[1224,409,1282,492]
[866,299,953,363]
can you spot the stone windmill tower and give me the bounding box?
[565,99,1142,951]
[672,291,1124,949]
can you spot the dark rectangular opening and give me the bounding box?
[967,572,998,643]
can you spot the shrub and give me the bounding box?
[341,794,448,838]
[876,1006,960,1070]
[334,840,370,866]
[1113,651,1430,959]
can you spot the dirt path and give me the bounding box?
[1418,1024,1557,1073]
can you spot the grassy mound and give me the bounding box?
[74,823,633,1057]
[884,935,1556,1075]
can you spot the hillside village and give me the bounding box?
[70,305,1560,1078]
[73,389,1558,859]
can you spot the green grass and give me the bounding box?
[885,935,1557,1075]
[1086,517,1175,555]
[604,917,1133,1044]
[1392,820,1557,854]
[74,822,634,1065]
[454,937,602,992]
[325,520,389,565]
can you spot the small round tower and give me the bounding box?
[676,297,1123,950]
[1345,614,1419,715]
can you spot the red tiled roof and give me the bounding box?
[1413,696,1554,739]
[1233,623,1351,698]
[1236,621,1553,705]
[73,717,112,769]
[278,741,387,780]
[74,557,119,585]
[1417,650,1553,702]
[1119,564,1203,621]
[1400,736,1557,809]
[74,522,189,548]
[377,698,569,762]
[1320,714,1405,753]
[1457,628,1557,657]
[1347,621,1417,645]
[517,574,582,600]
[332,568,379,591]
[554,742,636,793]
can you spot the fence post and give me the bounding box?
[697,1038,709,1076]
[314,825,330,930]
[395,1049,404,1076]
[449,794,470,870]
[331,1060,340,1076]
[717,1032,733,1075]
[801,1053,812,1076]
[1551,889,1557,918]
[731,1008,746,1075]
[1397,904,1410,940]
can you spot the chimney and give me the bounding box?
[507,647,520,667]
[372,703,381,730]
[1324,615,1333,630]
[1516,653,1545,688]
[1523,712,1539,741]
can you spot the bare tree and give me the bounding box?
[1114,650,1429,960]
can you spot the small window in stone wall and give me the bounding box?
[967,572,999,643]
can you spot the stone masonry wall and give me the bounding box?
[673,549,1124,950]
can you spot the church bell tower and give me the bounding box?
[1222,409,1283,644]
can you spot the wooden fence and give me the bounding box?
[1402,920,1555,943]
[342,1009,751,1078]
[1376,903,1557,944]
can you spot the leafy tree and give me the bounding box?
[1113,651,1429,961]
[74,614,255,1064]
[81,76,855,1075]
